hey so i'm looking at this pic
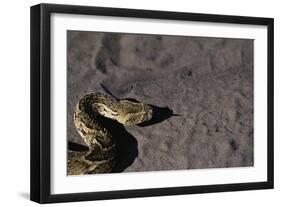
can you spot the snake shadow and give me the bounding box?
[100,117,139,173]
[68,104,177,173]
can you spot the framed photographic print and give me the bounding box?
[30,3,274,203]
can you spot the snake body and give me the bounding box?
[68,92,153,175]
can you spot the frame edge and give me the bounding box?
[267,18,274,189]
[30,4,42,203]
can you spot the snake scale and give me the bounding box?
[68,92,153,175]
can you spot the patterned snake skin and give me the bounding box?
[67,92,153,175]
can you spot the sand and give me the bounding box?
[67,31,253,173]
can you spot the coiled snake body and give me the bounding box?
[68,92,153,175]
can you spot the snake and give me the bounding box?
[67,92,153,175]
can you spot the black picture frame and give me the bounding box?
[30,3,274,203]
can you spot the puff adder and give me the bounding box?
[68,92,153,175]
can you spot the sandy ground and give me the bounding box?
[67,31,253,173]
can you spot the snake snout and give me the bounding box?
[150,107,153,116]
[146,105,153,121]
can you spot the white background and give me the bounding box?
[0,0,279,206]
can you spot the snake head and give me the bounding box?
[117,100,153,125]
[142,103,153,122]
